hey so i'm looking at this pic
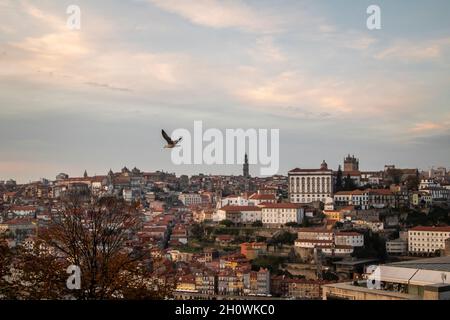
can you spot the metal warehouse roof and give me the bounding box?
[387,256,450,273]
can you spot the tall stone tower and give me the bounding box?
[344,154,359,172]
[243,154,250,178]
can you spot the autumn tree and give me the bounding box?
[10,244,70,299]
[39,194,165,299]
[0,237,13,298]
[34,193,170,299]
[1,194,173,300]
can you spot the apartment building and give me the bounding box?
[260,203,304,226]
[242,268,271,296]
[218,270,244,296]
[334,190,369,209]
[215,206,262,223]
[194,271,217,295]
[220,195,249,207]
[408,226,450,255]
[178,193,202,206]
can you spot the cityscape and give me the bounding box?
[1,0,450,308]
[1,155,449,300]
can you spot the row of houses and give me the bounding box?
[173,251,271,297]
[335,188,450,210]
[176,268,328,298]
[295,228,364,256]
[175,270,330,299]
[333,189,397,210]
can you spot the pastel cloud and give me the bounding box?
[249,36,286,63]
[0,3,188,99]
[233,68,426,120]
[375,38,450,62]
[147,0,280,33]
[0,1,441,124]
[411,122,443,133]
[409,116,450,136]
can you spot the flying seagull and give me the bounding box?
[161,129,182,148]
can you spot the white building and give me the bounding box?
[334,190,369,209]
[214,206,262,224]
[408,226,450,255]
[240,207,263,223]
[179,193,202,206]
[288,161,334,204]
[419,179,440,189]
[220,195,249,207]
[260,203,304,226]
[295,228,364,256]
[334,232,364,247]
[423,187,450,202]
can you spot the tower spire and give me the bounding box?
[243,154,249,178]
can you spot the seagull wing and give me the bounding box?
[174,137,183,144]
[161,130,173,144]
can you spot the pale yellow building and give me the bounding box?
[408,226,450,255]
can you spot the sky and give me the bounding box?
[1,0,450,183]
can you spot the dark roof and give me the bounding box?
[219,205,261,212]
[289,168,332,173]
[388,256,450,272]
[410,226,450,232]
